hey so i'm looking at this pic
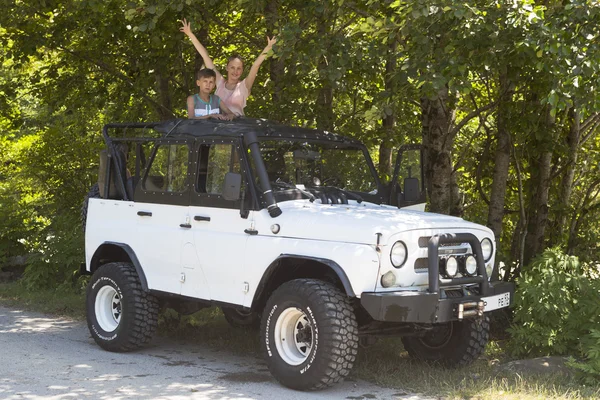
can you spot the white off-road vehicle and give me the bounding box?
[82,118,514,390]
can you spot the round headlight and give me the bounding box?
[481,238,493,262]
[390,241,408,268]
[381,271,396,288]
[445,256,458,278]
[465,255,477,276]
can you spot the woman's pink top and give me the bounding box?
[215,76,249,116]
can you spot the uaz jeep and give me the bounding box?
[83,118,514,390]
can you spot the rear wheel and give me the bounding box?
[402,315,490,367]
[86,262,158,352]
[261,279,358,390]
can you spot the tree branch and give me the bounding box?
[61,48,174,118]
[449,98,499,138]
[581,111,600,133]
[581,117,600,146]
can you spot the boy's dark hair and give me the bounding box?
[196,68,216,80]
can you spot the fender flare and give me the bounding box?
[251,254,355,309]
[91,242,149,291]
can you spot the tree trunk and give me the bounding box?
[421,87,456,215]
[526,150,552,261]
[154,65,173,121]
[550,108,580,246]
[315,7,334,131]
[378,40,397,181]
[266,0,284,106]
[487,71,512,247]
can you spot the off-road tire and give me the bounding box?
[86,262,159,352]
[81,183,100,233]
[402,315,490,367]
[221,306,260,329]
[261,279,359,391]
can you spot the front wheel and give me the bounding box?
[261,279,358,391]
[402,315,490,367]
[86,262,159,352]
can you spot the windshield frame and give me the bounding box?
[245,136,383,208]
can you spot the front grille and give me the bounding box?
[418,236,470,249]
[444,289,464,298]
[414,258,428,272]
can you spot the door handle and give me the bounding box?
[180,223,192,229]
[244,229,258,235]
[194,216,211,222]
[137,211,152,217]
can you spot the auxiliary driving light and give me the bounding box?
[464,255,477,276]
[440,256,458,278]
[446,256,458,277]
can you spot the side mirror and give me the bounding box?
[223,172,242,201]
[404,177,420,202]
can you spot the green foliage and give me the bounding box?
[569,325,600,384]
[0,0,598,304]
[22,214,84,290]
[508,249,600,380]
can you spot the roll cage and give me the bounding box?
[99,118,424,214]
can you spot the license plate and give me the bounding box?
[482,292,511,312]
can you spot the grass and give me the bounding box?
[0,281,86,318]
[1,281,599,399]
[352,338,599,399]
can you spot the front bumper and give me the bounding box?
[361,233,514,324]
[361,281,514,323]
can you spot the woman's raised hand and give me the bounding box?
[265,36,277,51]
[179,18,193,36]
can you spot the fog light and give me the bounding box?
[465,255,477,276]
[381,271,396,288]
[485,263,493,279]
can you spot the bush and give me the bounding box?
[21,214,84,290]
[508,248,600,381]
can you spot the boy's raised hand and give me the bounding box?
[179,18,192,36]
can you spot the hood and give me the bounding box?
[253,200,492,245]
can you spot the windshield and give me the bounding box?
[253,139,378,203]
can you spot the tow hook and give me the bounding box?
[457,301,485,320]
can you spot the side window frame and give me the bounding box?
[191,138,255,210]
[134,138,193,206]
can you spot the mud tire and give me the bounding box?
[86,262,159,352]
[402,315,490,367]
[261,279,358,390]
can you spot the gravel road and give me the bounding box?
[0,305,429,400]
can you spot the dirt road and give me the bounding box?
[0,305,428,399]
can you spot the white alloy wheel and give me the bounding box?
[95,285,122,332]
[274,307,314,365]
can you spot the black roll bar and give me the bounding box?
[427,233,491,296]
